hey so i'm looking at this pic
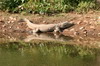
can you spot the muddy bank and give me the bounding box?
[0,12,100,39]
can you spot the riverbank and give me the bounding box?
[1,11,100,45]
[0,11,100,36]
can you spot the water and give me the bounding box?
[0,33,100,66]
[0,42,100,66]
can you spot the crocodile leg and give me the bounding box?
[54,25,61,33]
[32,28,40,33]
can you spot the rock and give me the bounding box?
[16,27,19,29]
[70,28,75,31]
[7,21,11,23]
[79,37,84,39]
[84,34,87,36]
[83,20,88,23]
[2,29,6,32]
[11,20,14,23]
[80,27,85,30]
[83,30,87,34]
[9,16,16,23]
[9,16,14,20]
[43,21,46,23]
[2,25,5,28]
[0,19,3,22]
[9,26,12,29]
[90,26,95,30]
[96,16,100,24]
[83,30,88,36]
[77,21,82,24]
[98,33,100,36]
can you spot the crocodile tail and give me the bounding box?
[23,18,31,23]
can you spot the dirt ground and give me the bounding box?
[0,11,100,43]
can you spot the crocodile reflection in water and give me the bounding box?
[24,33,73,42]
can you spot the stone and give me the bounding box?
[80,27,85,30]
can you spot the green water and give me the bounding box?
[0,42,100,66]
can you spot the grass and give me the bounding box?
[0,0,97,14]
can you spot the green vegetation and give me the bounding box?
[0,0,97,14]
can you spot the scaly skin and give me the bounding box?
[23,18,74,33]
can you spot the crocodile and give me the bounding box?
[22,18,74,33]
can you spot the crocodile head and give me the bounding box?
[59,21,74,31]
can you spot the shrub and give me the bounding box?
[0,0,97,14]
[0,0,28,12]
[76,0,96,13]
